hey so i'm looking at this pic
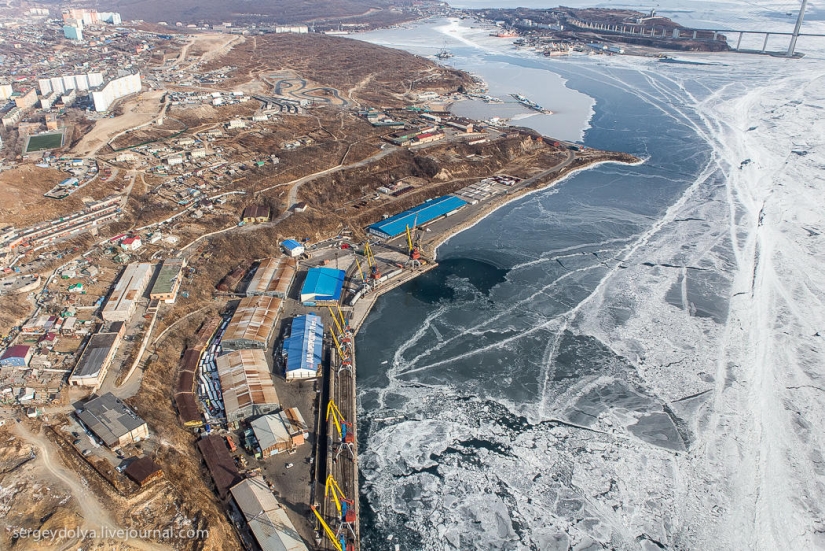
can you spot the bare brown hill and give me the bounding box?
[212,33,473,106]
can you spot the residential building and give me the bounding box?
[0,345,33,367]
[241,205,270,223]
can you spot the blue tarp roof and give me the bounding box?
[282,239,303,251]
[300,267,345,303]
[284,314,323,375]
[367,195,468,239]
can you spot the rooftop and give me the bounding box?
[149,257,185,296]
[300,267,345,303]
[71,331,119,379]
[215,349,280,420]
[77,392,146,448]
[230,477,310,551]
[367,195,468,239]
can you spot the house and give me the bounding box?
[241,205,270,224]
[120,236,142,251]
[0,345,33,367]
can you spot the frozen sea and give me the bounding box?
[352,6,825,551]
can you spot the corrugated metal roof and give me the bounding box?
[230,478,309,551]
[299,268,344,303]
[367,195,468,239]
[216,349,279,421]
[222,296,282,348]
[102,262,153,321]
[283,314,323,378]
[250,412,291,452]
[246,257,296,297]
[77,392,146,447]
[198,434,242,499]
[71,332,119,379]
[281,239,302,251]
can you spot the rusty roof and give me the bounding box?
[221,295,282,347]
[124,456,163,484]
[197,434,241,499]
[246,257,297,296]
[215,349,279,420]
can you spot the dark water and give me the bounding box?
[353,27,742,551]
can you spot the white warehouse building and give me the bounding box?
[101,262,154,322]
[92,73,142,112]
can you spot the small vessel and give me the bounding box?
[510,93,553,115]
[435,42,453,59]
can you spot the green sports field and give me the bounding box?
[25,132,64,153]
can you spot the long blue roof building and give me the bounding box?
[366,195,468,239]
[283,314,323,380]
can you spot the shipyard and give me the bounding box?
[0,3,642,550]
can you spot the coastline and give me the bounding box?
[349,149,642,334]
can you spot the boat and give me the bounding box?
[510,93,553,115]
[435,42,453,60]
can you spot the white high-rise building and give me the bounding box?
[91,73,141,112]
[38,72,103,95]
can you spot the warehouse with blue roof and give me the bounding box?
[366,195,468,239]
[282,314,324,380]
[300,267,345,305]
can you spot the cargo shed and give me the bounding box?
[282,314,323,380]
[366,195,467,239]
[198,434,242,499]
[221,295,282,350]
[299,267,345,305]
[245,257,296,298]
[216,349,280,424]
[230,477,309,551]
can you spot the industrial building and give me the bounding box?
[101,262,154,322]
[250,412,295,456]
[246,407,309,453]
[0,345,33,367]
[281,239,304,257]
[215,349,280,424]
[149,258,185,303]
[282,314,323,380]
[367,195,468,239]
[198,434,242,499]
[230,477,310,551]
[91,73,142,112]
[77,392,149,448]
[245,257,296,298]
[299,267,345,305]
[68,330,121,389]
[221,295,282,350]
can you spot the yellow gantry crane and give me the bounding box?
[325,474,357,538]
[326,399,355,459]
[311,505,347,551]
[363,241,380,280]
[354,257,367,283]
